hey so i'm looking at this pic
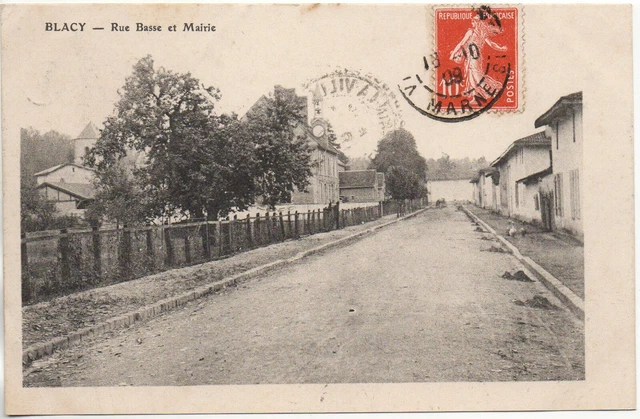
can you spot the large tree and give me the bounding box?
[87,56,258,221]
[88,56,314,221]
[370,128,427,199]
[243,89,313,209]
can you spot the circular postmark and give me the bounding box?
[399,5,518,123]
[303,69,404,157]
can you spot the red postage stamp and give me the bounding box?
[400,5,522,122]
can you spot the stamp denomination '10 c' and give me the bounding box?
[400,5,521,122]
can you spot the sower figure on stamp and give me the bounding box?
[449,7,507,99]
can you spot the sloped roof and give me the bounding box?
[33,163,96,177]
[38,181,95,200]
[490,131,551,167]
[339,170,378,188]
[77,122,99,139]
[535,92,582,128]
[516,166,553,185]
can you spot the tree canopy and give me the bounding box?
[425,154,488,180]
[20,128,73,180]
[243,88,313,209]
[370,128,427,181]
[87,55,314,223]
[370,128,427,200]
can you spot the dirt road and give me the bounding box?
[24,206,584,386]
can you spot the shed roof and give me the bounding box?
[516,166,553,185]
[534,92,582,128]
[339,170,378,188]
[38,181,95,200]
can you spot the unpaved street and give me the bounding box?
[24,206,584,386]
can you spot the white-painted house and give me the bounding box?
[490,131,552,223]
[34,163,95,186]
[35,122,99,217]
[534,91,583,238]
[427,178,473,203]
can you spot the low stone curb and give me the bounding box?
[461,205,584,320]
[23,207,428,365]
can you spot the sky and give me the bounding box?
[3,4,615,163]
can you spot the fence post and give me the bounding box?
[58,229,71,287]
[217,220,223,257]
[145,228,154,271]
[202,222,211,260]
[279,212,285,240]
[255,213,261,247]
[184,227,192,264]
[335,201,340,229]
[164,226,175,266]
[313,210,318,234]
[231,214,238,252]
[224,219,232,255]
[263,212,270,243]
[91,226,102,276]
[287,211,292,238]
[246,214,253,248]
[303,211,308,235]
[294,211,299,238]
[119,225,132,278]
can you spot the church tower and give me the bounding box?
[74,122,99,165]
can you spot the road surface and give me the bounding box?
[24,206,584,386]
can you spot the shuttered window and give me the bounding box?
[570,169,581,220]
[554,173,564,217]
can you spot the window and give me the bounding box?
[572,110,576,143]
[554,173,564,217]
[514,182,519,208]
[570,169,581,220]
[534,194,540,211]
[556,121,560,150]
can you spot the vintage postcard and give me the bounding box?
[2,3,635,415]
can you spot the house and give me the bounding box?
[37,181,95,216]
[427,178,474,203]
[339,170,385,202]
[470,175,480,205]
[34,163,95,185]
[244,85,341,205]
[34,122,99,217]
[490,131,552,223]
[470,168,498,209]
[534,91,583,238]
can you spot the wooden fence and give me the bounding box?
[21,199,426,304]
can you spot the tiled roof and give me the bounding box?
[33,163,95,177]
[490,131,551,167]
[339,170,378,188]
[535,92,582,128]
[38,182,95,200]
[513,131,551,146]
